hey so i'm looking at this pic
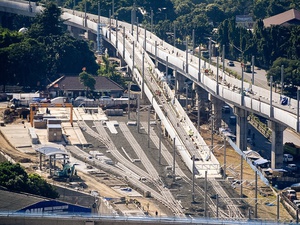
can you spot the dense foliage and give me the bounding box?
[0,2,98,91]
[0,161,59,198]
[98,56,126,88]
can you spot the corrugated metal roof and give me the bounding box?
[48,76,124,92]
[35,146,68,156]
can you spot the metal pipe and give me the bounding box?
[241,64,244,106]
[192,29,195,55]
[216,56,219,95]
[131,7,134,35]
[197,99,200,133]
[137,95,140,133]
[216,194,219,218]
[281,65,284,97]
[209,37,212,68]
[251,56,255,85]
[255,171,258,218]
[173,23,176,47]
[198,47,201,82]
[204,170,207,217]
[172,137,176,182]
[144,26,146,50]
[223,136,226,179]
[297,88,300,132]
[136,17,139,42]
[115,17,118,50]
[240,154,243,198]
[151,9,153,34]
[109,10,111,41]
[147,105,150,148]
[276,194,280,221]
[128,83,131,119]
[185,37,188,73]
[222,45,225,76]
[192,155,195,202]
[159,120,162,164]
[123,26,125,59]
[112,0,114,18]
[142,51,145,99]
[132,41,135,72]
[166,56,168,82]
[155,41,157,68]
[185,83,188,112]
[270,76,273,117]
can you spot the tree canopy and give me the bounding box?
[0,161,59,198]
[0,2,98,91]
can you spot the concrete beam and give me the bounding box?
[268,121,286,169]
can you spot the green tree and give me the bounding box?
[27,2,63,38]
[79,71,96,96]
[98,56,125,88]
[0,161,59,198]
[28,174,59,198]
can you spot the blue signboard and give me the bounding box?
[17,200,91,214]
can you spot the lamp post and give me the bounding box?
[281,65,284,98]
[297,87,300,132]
[230,43,245,106]
[150,9,153,34]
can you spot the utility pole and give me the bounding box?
[172,138,176,182]
[192,155,195,202]
[158,120,162,164]
[147,105,151,148]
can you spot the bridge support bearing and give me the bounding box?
[209,95,222,131]
[234,107,248,152]
[268,121,286,169]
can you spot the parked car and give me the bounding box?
[222,105,230,113]
[283,153,294,162]
[286,164,297,172]
[75,96,94,102]
[227,61,235,67]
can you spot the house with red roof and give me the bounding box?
[47,75,124,99]
[263,9,300,27]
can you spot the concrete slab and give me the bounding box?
[0,124,32,148]
[106,121,118,134]
[62,122,88,146]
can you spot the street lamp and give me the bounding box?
[281,65,284,98]
[297,87,300,132]
[230,43,245,106]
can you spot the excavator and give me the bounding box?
[52,163,79,181]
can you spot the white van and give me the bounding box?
[51,97,67,104]
[283,154,294,162]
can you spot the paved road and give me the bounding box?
[212,57,269,89]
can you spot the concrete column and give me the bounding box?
[175,73,187,93]
[269,121,286,169]
[234,107,248,152]
[196,86,208,111]
[209,95,222,130]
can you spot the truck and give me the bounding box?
[10,93,40,106]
